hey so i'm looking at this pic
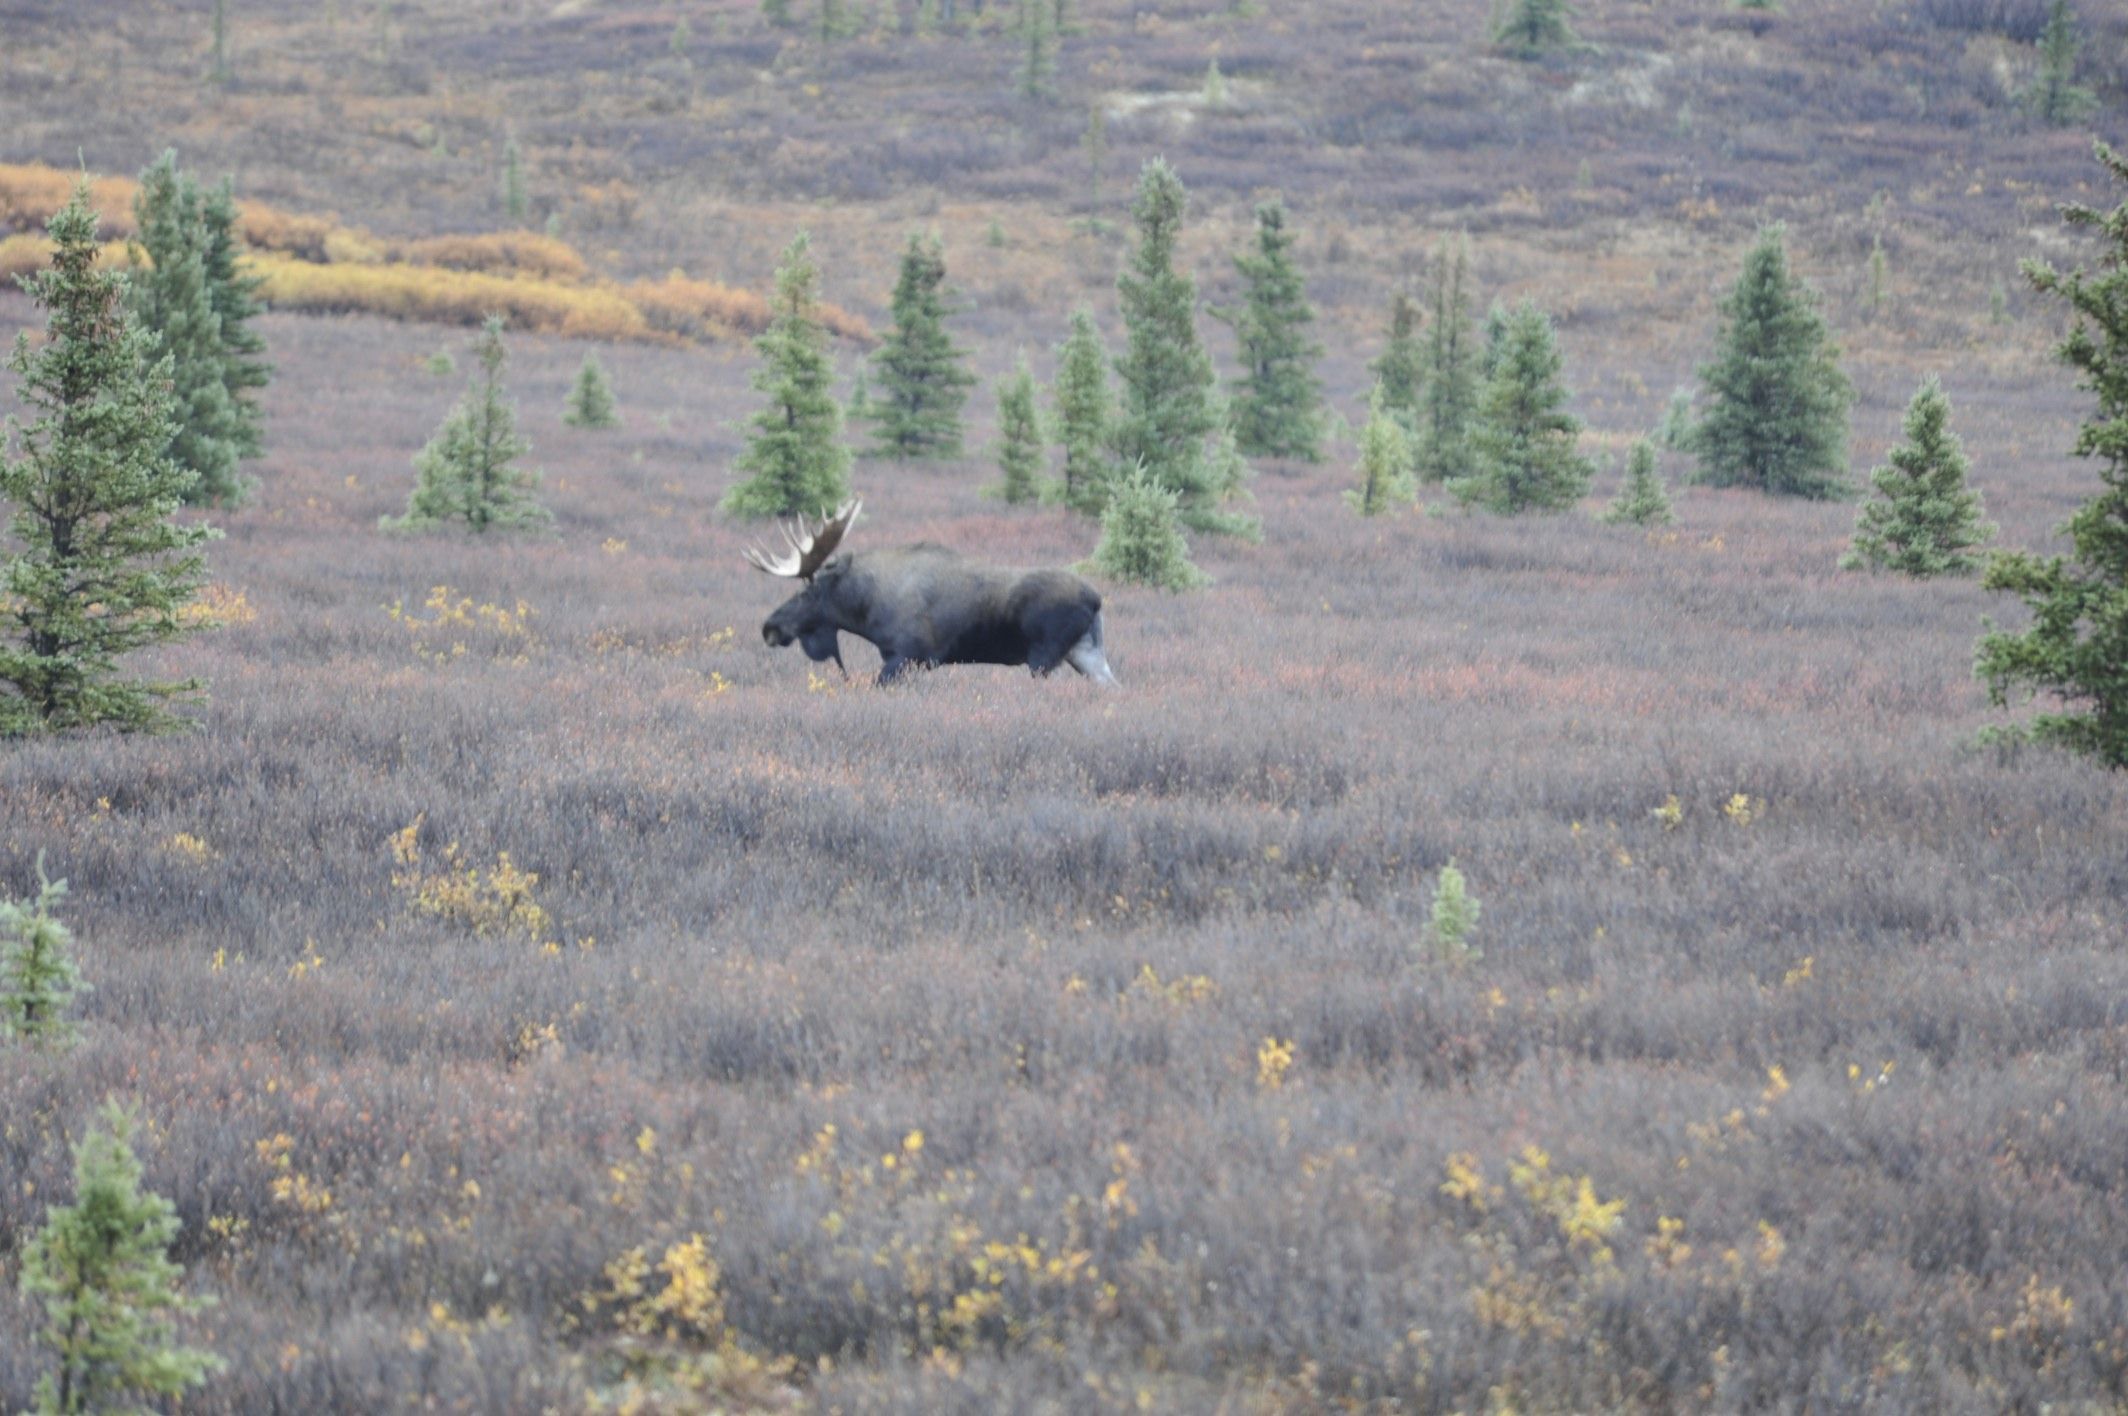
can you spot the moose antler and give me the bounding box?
[743,498,861,580]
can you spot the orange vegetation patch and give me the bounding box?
[0,160,872,347]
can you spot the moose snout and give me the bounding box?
[762,621,792,648]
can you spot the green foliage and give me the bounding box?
[1219,198,1324,462]
[200,179,270,461]
[210,0,231,83]
[1977,142,2128,767]
[1655,385,1694,450]
[424,351,456,377]
[130,152,247,507]
[562,353,621,429]
[1422,860,1481,968]
[1453,302,1593,515]
[763,0,796,27]
[992,352,1044,504]
[1090,466,1207,590]
[1494,0,1574,56]
[1602,438,1674,527]
[1113,160,1251,535]
[725,234,852,518]
[1369,290,1425,439]
[2027,0,2096,127]
[20,1100,224,1414]
[1692,225,1854,499]
[1346,386,1416,517]
[500,137,527,224]
[1081,106,1108,211]
[384,316,550,533]
[1866,233,1889,320]
[2,856,85,1047]
[1016,0,1057,99]
[0,182,216,736]
[1477,299,1511,384]
[1202,58,1228,107]
[1416,238,1481,484]
[867,233,974,459]
[1843,379,1991,576]
[1050,307,1114,514]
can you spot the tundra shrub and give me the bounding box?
[1091,466,1207,590]
[2,857,85,1046]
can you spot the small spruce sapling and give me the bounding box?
[1843,378,1992,576]
[2,856,86,1046]
[1051,307,1114,513]
[1347,386,1416,517]
[724,233,852,517]
[1422,860,1481,967]
[384,316,551,533]
[1454,301,1593,515]
[1091,466,1207,590]
[19,1101,224,1413]
[562,353,620,429]
[1603,438,1674,527]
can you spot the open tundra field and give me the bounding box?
[4,0,2128,1410]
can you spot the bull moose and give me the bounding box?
[746,500,1120,687]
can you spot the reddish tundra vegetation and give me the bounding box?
[3,0,2128,1410]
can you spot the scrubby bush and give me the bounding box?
[1603,439,1675,527]
[1090,466,1206,590]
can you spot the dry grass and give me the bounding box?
[0,282,2124,1409]
[1,0,2127,1409]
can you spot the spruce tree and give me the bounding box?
[1416,238,1480,484]
[1369,289,1425,438]
[384,316,550,533]
[1347,386,1416,517]
[867,233,974,459]
[1655,386,1693,450]
[1477,300,1511,384]
[1114,160,1248,534]
[1454,301,1592,514]
[19,1101,223,1414]
[2,857,85,1047]
[1016,0,1057,99]
[0,183,216,736]
[1976,142,2128,767]
[1051,307,1114,514]
[1843,378,1992,575]
[500,137,528,224]
[2028,0,2096,128]
[1219,198,1324,462]
[200,179,270,461]
[1692,225,1854,499]
[724,233,852,518]
[1494,0,1574,56]
[130,152,246,507]
[992,353,1044,504]
[1091,466,1207,590]
[562,353,620,429]
[1602,438,1674,527]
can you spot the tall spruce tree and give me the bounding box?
[1051,307,1114,514]
[1843,378,1992,575]
[1219,198,1324,462]
[867,233,974,459]
[1494,0,1574,56]
[725,233,852,517]
[19,1101,223,1414]
[199,179,269,460]
[1453,301,1592,514]
[992,353,1044,504]
[1416,238,1480,484]
[1692,225,1854,499]
[1369,289,1425,438]
[384,316,550,533]
[1114,159,1248,533]
[130,152,246,507]
[0,183,216,736]
[1602,438,1674,527]
[562,353,620,429]
[2,857,85,1047]
[1016,0,1057,99]
[1347,386,1416,517]
[1976,142,2128,767]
